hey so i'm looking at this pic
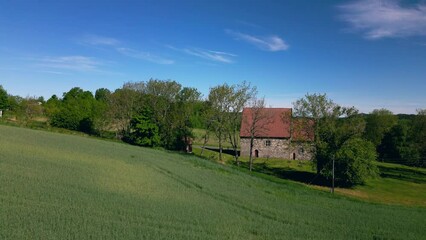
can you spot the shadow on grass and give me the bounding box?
[203,146,240,156]
[378,165,426,184]
[198,147,426,188]
[234,161,333,187]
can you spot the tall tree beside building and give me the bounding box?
[241,97,274,171]
[226,82,256,165]
[208,82,256,163]
[293,93,377,186]
[208,84,233,161]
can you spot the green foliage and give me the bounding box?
[120,80,202,151]
[412,109,426,166]
[19,97,43,120]
[1,125,425,239]
[364,109,397,146]
[44,95,61,117]
[50,87,101,134]
[294,93,375,185]
[95,88,111,102]
[208,82,256,162]
[188,101,206,129]
[0,85,9,110]
[125,108,160,147]
[334,138,378,185]
[6,95,22,113]
[379,114,425,167]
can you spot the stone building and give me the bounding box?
[240,108,314,160]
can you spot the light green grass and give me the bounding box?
[1,125,425,239]
[331,162,426,206]
[195,147,426,207]
[192,128,236,148]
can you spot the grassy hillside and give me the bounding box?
[193,147,426,206]
[0,125,425,239]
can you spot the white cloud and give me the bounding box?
[116,47,174,65]
[167,45,236,63]
[37,70,67,75]
[37,56,102,72]
[81,34,120,46]
[183,48,235,63]
[338,0,426,39]
[226,29,289,51]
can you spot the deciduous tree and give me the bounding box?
[241,97,274,171]
[364,109,397,147]
[293,93,374,186]
[0,85,9,112]
[208,82,256,163]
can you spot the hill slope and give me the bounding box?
[0,125,425,239]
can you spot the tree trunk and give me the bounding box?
[229,132,240,166]
[234,147,239,166]
[249,136,254,171]
[218,132,223,162]
[200,130,209,156]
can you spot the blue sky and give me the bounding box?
[0,0,425,113]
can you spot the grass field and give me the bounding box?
[192,128,236,148]
[1,125,425,239]
[194,147,426,206]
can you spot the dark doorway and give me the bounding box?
[293,153,296,160]
[255,150,259,158]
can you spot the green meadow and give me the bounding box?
[1,125,425,239]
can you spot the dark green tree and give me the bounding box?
[95,88,111,102]
[0,85,9,111]
[379,117,424,167]
[364,109,397,147]
[125,108,160,147]
[44,95,61,118]
[412,109,426,167]
[50,87,100,133]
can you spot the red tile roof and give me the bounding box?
[240,107,314,141]
[292,118,315,141]
[240,108,292,138]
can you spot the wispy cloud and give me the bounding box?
[36,56,102,72]
[168,45,236,63]
[183,48,235,63]
[116,47,174,65]
[80,34,120,46]
[338,0,426,39]
[226,29,289,51]
[78,34,176,65]
[37,70,68,75]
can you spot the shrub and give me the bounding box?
[335,138,378,185]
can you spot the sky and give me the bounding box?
[0,0,425,114]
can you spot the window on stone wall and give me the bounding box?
[265,140,271,147]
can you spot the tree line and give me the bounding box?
[0,83,424,186]
[0,80,255,153]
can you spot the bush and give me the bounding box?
[334,138,378,185]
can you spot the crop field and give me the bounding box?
[1,125,425,239]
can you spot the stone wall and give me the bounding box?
[240,137,314,160]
